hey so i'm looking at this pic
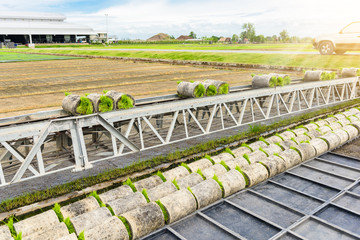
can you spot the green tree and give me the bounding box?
[255,35,265,43]
[232,34,239,43]
[279,29,289,42]
[240,23,256,42]
[189,31,197,39]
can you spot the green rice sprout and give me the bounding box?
[284,76,291,85]
[177,81,182,84]
[258,147,269,157]
[99,95,113,112]
[206,85,217,96]
[235,166,249,187]
[124,178,137,192]
[275,133,284,141]
[220,161,230,171]
[196,169,206,180]
[64,217,75,234]
[276,77,285,86]
[218,83,229,94]
[241,143,253,152]
[89,191,106,207]
[118,95,134,109]
[212,174,225,197]
[258,161,270,176]
[243,154,251,164]
[141,189,150,203]
[156,171,167,182]
[187,187,198,209]
[172,179,180,190]
[204,154,215,164]
[194,83,205,98]
[78,231,85,240]
[103,90,109,94]
[273,153,285,161]
[224,148,235,158]
[290,137,298,145]
[76,96,93,115]
[190,80,195,83]
[14,232,22,240]
[7,216,17,237]
[274,142,285,150]
[269,76,277,87]
[304,132,312,139]
[181,163,192,173]
[155,200,169,224]
[119,216,132,240]
[53,203,64,222]
[64,92,71,96]
[259,137,270,145]
[290,146,302,158]
[251,73,256,77]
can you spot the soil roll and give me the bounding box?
[203,82,217,96]
[315,119,328,127]
[241,163,269,187]
[252,75,274,89]
[325,116,337,123]
[247,150,267,164]
[0,225,13,240]
[159,189,197,224]
[320,132,341,150]
[332,129,349,145]
[13,210,59,238]
[105,90,135,110]
[304,70,322,81]
[177,81,205,98]
[266,135,283,144]
[348,108,360,114]
[211,152,234,163]
[294,134,311,143]
[347,115,359,122]
[204,79,229,94]
[147,182,178,202]
[248,141,267,151]
[262,144,283,155]
[121,202,164,239]
[309,130,322,138]
[177,173,204,189]
[278,149,302,169]
[334,113,346,120]
[232,146,252,158]
[84,216,129,240]
[337,118,351,126]
[25,222,69,240]
[295,143,316,161]
[318,126,332,135]
[261,155,287,178]
[57,233,78,240]
[71,207,112,235]
[341,68,359,78]
[202,164,227,179]
[223,160,239,170]
[342,110,355,117]
[278,131,296,140]
[305,132,316,139]
[342,125,359,140]
[350,121,360,133]
[279,139,298,150]
[163,166,189,180]
[61,196,99,219]
[292,128,308,136]
[87,93,114,113]
[328,122,342,130]
[99,184,134,204]
[233,157,251,168]
[108,192,147,216]
[218,169,246,197]
[304,123,319,132]
[62,94,94,116]
[188,158,213,173]
[134,175,163,191]
[310,138,328,156]
[191,179,222,208]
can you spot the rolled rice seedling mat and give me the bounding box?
[14,210,59,238]
[108,192,147,216]
[292,128,308,136]
[342,125,359,140]
[177,173,204,189]
[25,222,69,240]
[303,123,319,132]
[348,107,360,114]
[304,131,317,140]
[294,143,316,161]
[232,157,252,168]
[350,121,360,133]
[71,207,112,235]
[309,138,329,156]
[241,163,269,187]
[61,196,99,219]
[134,175,163,192]
[187,158,213,173]
[279,139,298,150]
[218,169,246,197]
[328,122,343,130]
[159,189,197,224]
[262,144,283,156]
[202,164,227,179]
[204,79,229,95]
[347,116,359,123]
[147,182,178,202]
[341,68,359,78]
[266,135,283,144]
[210,152,234,163]
[304,70,323,81]
[202,82,217,96]
[261,155,287,178]
[332,129,349,145]
[248,141,268,151]
[315,119,329,127]
[321,132,342,150]
[251,75,276,88]
[86,93,114,113]
[57,233,78,240]
[317,126,333,135]
[121,202,165,239]
[246,150,268,163]
[62,94,94,116]
[0,225,12,240]
[278,149,302,169]
[278,131,296,141]
[341,110,355,117]
[309,130,322,138]
[334,113,346,120]
[294,135,311,143]
[105,90,135,110]
[99,184,134,204]
[325,116,338,123]
[232,146,252,158]
[162,166,189,181]
[84,216,129,240]
[190,179,223,209]
[337,118,352,126]
[177,81,205,98]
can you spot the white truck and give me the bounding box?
[313,21,360,55]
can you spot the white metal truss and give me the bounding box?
[0,77,358,186]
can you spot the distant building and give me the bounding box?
[0,12,96,44]
[176,35,193,41]
[218,37,231,43]
[147,33,171,41]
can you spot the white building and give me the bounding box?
[0,12,96,44]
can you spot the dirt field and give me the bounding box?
[0,58,302,118]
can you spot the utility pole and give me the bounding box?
[105,14,109,43]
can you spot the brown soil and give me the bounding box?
[334,138,360,159]
[0,58,303,118]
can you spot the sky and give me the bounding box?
[1,0,360,39]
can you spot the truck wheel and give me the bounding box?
[319,41,334,55]
[335,50,346,55]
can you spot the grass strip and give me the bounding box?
[99,95,114,113]
[119,216,132,240]
[156,171,167,182]
[196,169,206,180]
[172,179,180,190]
[124,178,137,192]
[204,155,215,164]
[212,175,225,198]
[220,161,230,171]
[235,166,249,187]
[141,189,150,203]
[155,200,169,224]
[76,96,93,115]
[181,163,192,173]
